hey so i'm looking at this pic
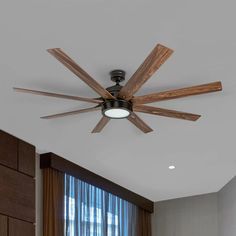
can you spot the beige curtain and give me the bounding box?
[43,168,65,236]
[137,208,152,236]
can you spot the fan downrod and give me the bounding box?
[110,70,125,84]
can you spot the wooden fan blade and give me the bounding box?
[91,116,110,133]
[41,106,100,119]
[133,105,201,121]
[13,87,103,104]
[132,81,222,104]
[127,112,153,133]
[47,48,115,99]
[118,44,173,100]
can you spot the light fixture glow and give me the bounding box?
[102,100,132,119]
[168,165,176,170]
[104,108,130,119]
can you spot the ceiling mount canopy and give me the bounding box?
[110,69,126,84]
[14,43,222,133]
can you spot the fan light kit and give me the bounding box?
[102,100,131,119]
[14,43,222,133]
[101,72,133,119]
[169,165,176,170]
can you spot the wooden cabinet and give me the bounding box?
[9,218,35,236]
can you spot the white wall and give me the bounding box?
[152,193,218,236]
[218,176,236,236]
[152,176,236,236]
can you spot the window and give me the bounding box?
[64,174,137,236]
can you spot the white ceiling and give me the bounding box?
[0,0,236,202]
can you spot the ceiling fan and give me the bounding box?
[14,44,222,133]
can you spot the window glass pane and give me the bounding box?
[64,174,137,236]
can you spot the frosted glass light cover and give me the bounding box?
[104,108,130,118]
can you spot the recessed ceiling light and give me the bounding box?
[168,165,175,170]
